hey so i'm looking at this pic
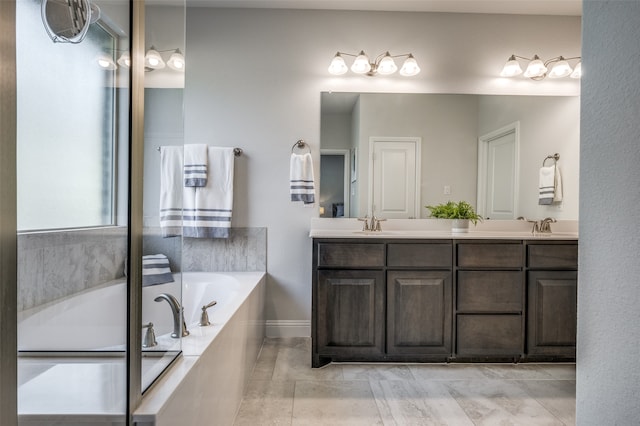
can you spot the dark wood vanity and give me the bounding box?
[312,237,577,367]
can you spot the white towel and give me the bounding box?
[290,153,315,204]
[183,147,234,238]
[538,165,563,205]
[159,146,184,237]
[184,144,208,187]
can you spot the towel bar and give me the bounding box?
[156,146,243,157]
[291,139,311,153]
[542,153,560,166]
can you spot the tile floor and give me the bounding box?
[233,338,576,426]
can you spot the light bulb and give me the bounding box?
[144,46,165,70]
[570,62,582,79]
[167,49,185,71]
[523,55,547,78]
[351,51,371,74]
[328,53,348,75]
[97,55,116,70]
[399,54,420,76]
[117,52,130,68]
[548,58,572,78]
[376,52,397,75]
[500,55,523,77]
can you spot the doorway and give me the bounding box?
[477,122,520,220]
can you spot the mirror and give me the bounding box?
[320,92,580,221]
[42,0,99,44]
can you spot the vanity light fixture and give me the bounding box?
[107,48,185,72]
[500,54,581,80]
[328,51,421,77]
[96,54,117,70]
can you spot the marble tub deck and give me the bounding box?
[234,338,576,426]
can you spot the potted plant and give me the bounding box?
[425,200,483,233]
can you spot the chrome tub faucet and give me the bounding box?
[154,293,190,338]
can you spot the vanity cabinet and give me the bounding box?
[386,242,452,358]
[526,243,578,359]
[311,237,578,367]
[454,241,525,360]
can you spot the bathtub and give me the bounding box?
[17,271,266,425]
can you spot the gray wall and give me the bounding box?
[185,8,581,335]
[578,1,640,424]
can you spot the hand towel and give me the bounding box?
[538,165,563,205]
[159,146,184,237]
[142,254,175,286]
[184,144,208,187]
[290,152,315,204]
[183,147,234,239]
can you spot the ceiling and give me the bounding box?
[186,0,582,16]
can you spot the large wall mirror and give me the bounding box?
[320,92,580,221]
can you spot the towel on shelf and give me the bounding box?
[184,144,208,187]
[183,147,234,239]
[538,165,563,205]
[142,254,175,286]
[290,152,315,204]
[159,146,184,237]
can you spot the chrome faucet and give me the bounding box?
[539,217,557,233]
[154,293,190,338]
[357,215,386,232]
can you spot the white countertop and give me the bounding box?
[309,218,578,240]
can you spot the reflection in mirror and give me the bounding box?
[41,0,100,43]
[320,92,580,221]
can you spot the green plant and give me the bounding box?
[425,201,483,225]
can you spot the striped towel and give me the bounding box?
[142,254,175,286]
[183,147,234,238]
[538,165,563,205]
[184,144,208,187]
[159,146,184,237]
[290,152,315,204]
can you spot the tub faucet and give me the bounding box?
[154,293,190,338]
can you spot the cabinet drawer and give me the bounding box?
[457,243,523,268]
[528,244,578,269]
[387,243,452,268]
[317,243,384,268]
[457,271,523,312]
[456,314,522,356]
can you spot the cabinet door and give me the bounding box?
[316,270,385,359]
[387,270,452,355]
[527,271,577,358]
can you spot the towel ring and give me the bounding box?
[542,153,560,167]
[291,139,310,153]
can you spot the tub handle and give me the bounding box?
[199,300,218,326]
[142,322,158,348]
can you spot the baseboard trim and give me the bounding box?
[265,320,310,338]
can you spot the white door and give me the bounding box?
[369,137,421,219]
[478,123,519,220]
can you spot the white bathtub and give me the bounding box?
[17,272,266,425]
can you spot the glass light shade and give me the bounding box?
[500,56,523,77]
[523,56,547,78]
[376,53,397,75]
[399,55,420,76]
[117,52,130,68]
[167,49,185,71]
[548,59,572,78]
[328,53,348,75]
[145,47,165,69]
[97,55,116,70]
[570,62,582,79]
[351,51,371,74]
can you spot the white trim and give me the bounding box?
[368,136,422,218]
[320,149,350,217]
[265,320,311,338]
[477,122,520,219]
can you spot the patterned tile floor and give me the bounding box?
[234,338,576,426]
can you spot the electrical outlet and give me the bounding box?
[443,185,451,195]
